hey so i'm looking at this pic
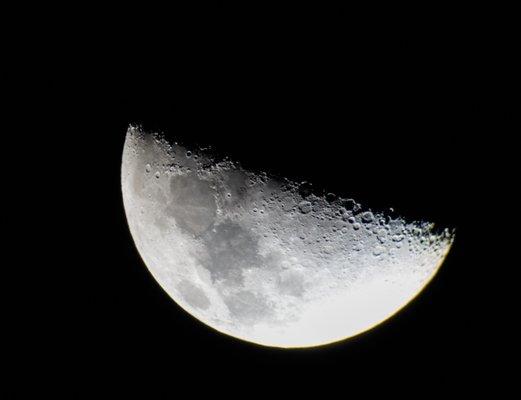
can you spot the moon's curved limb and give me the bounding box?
[121,126,454,348]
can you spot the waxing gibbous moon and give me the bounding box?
[121,126,454,348]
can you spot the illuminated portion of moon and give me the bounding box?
[121,126,454,348]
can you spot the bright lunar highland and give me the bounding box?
[121,126,454,348]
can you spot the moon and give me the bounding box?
[121,126,454,348]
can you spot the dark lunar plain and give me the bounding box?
[9,3,519,397]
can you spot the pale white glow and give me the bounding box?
[121,126,453,348]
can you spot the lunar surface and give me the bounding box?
[121,126,454,348]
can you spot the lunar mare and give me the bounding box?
[121,126,454,348]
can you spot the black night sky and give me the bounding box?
[9,3,519,397]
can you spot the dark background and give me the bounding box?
[11,2,519,396]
